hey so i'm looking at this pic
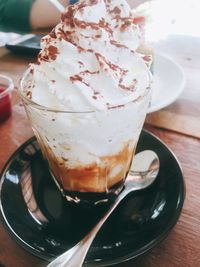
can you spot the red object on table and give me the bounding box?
[133,15,146,25]
[0,87,12,122]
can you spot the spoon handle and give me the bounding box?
[47,149,159,267]
[47,187,131,267]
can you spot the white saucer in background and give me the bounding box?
[148,53,186,113]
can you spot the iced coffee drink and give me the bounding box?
[19,0,151,204]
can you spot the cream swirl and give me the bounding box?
[28,0,151,111]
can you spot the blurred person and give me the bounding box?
[0,0,148,33]
[0,0,69,32]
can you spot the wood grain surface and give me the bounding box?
[0,33,200,267]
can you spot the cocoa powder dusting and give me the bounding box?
[120,18,132,32]
[70,75,83,82]
[30,68,34,75]
[110,7,121,15]
[26,91,32,99]
[70,74,90,87]
[95,53,126,74]
[110,39,127,48]
[38,54,49,62]
[38,44,59,62]
[108,104,125,109]
[119,78,137,92]
[73,18,112,34]
[80,70,100,75]
[61,5,75,28]
[90,0,98,5]
[94,91,100,95]
[48,45,59,61]
[78,61,84,66]
[49,28,57,39]
[143,55,152,62]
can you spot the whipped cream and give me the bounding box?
[26,0,150,111]
[20,0,152,195]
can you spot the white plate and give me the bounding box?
[148,53,185,113]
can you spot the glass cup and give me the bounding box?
[0,75,14,123]
[19,71,151,205]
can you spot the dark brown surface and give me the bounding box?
[0,33,200,267]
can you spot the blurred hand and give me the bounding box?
[30,0,69,30]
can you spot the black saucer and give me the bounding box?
[0,130,185,266]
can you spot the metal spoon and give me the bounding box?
[47,150,159,267]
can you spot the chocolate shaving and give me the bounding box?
[70,74,89,87]
[80,70,100,75]
[49,28,57,39]
[48,45,59,60]
[120,17,133,32]
[119,78,137,92]
[110,7,121,15]
[94,91,100,95]
[142,55,152,62]
[78,61,84,66]
[26,91,32,99]
[70,75,83,82]
[107,104,125,109]
[61,5,76,27]
[95,52,127,74]
[74,18,112,34]
[38,44,59,62]
[30,68,34,75]
[110,39,127,48]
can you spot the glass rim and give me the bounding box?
[19,69,152,114]
[0,74,14,99]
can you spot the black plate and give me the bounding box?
[0,130,185,266]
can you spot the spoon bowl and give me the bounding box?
[47,150,159,267]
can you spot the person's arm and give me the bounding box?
[30,0,70,31]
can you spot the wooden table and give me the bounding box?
[0,33,200,267]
